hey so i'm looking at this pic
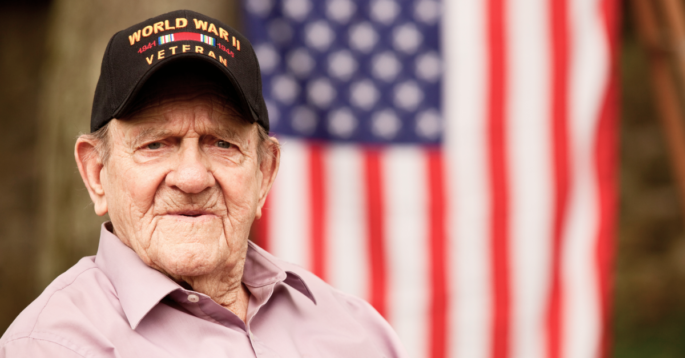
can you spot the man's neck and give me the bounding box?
[178,262,251,322]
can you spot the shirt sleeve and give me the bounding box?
[0,337,86,358]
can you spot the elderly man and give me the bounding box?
[0,10,406,358]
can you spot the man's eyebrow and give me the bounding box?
[129,126,249,148]
[131,127,174,147]
[213,126,241,140]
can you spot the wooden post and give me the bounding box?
[660,0,685,82]
[631,0,685,214]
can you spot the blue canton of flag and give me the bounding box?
[244,0,442,144]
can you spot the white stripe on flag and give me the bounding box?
[563,0,609,356]
[269,138,311,270]
[325,145,369,301]
[445,0,491,357]
[507,1,554,358]
[383,147,430,358]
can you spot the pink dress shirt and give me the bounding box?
[0,223,407,357]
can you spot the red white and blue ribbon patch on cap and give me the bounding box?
[158,32,216,46]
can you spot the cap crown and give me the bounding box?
[91,9,268,132]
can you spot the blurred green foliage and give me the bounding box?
[614,2,685,357]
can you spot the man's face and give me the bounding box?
[94,77,275,280]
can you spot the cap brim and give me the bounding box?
[111,53,257,123]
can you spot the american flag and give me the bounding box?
[245,0,618,357]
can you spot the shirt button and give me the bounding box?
[187,294,200,303]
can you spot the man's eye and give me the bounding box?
[147,142,162,150]
[216,140,232,149]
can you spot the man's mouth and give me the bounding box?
[179,211,203,217]
[166,210,216,219]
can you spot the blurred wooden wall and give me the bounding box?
[0,0,238,333]
[0,1,50,334]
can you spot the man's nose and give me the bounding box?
[165,141,215,194]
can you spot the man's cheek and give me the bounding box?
[126,168,166,206]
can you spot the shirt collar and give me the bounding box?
[242,241,317,304]
[94,223,316,330]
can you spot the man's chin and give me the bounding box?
[152,244,225,277]
[148,218,227,277]
[154,215,224,242]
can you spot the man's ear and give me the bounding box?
[255,136,280,219]
[75,136,108,216]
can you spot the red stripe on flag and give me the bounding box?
[596,0,619,356]
[254,195,271,252]
[309,143,327,280]
[548,1,570,358]
[487,0,510,356]
[364,149,387,317]
[427,149,448,358]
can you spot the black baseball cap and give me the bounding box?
[90,9,269,132]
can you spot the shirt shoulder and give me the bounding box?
[264,254,408,358]
[0,256,118,358]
